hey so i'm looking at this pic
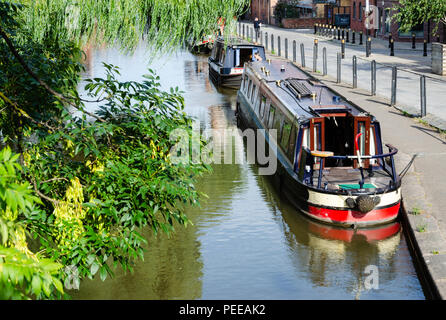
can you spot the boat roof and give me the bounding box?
[247,60,373,123]
[215,36,265,49]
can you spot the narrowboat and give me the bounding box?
[236,59,403,228]
[190,35,215,54]
[208,37,266,89]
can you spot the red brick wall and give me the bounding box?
[282,17,325,29]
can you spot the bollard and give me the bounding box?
[301,43,306,68]
[390,39,394,56]
[388,33,392,48]
[265,32,268,50]
[420,75,426,117]
[333,27,336,40]
[366,37,372,57]
[423,40,427,56]
[337,52,341,83]
[346,29,350,43]
[353,56,357,89]
[371,60,376,96]
[285,38,288,59]
[313,40,318,72]
[293,40,297,62]
[391,66,397,106]
[278,36,281,56]
[314,39,318,58]
[412,33,416,49]
[360,31,363,45]
[352,30,356,44]
[314,23,317,35]
[342,28,345,40]
[323,47,327,76]
[271,34,274,53]
[255,28,258,43]
[242,25,245,38]
[338,27,341,40]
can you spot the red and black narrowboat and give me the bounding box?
[236,59,403,228]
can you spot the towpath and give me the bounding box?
[239,21,446,132]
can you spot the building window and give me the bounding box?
[353,2,356,20]
[359,3,362,21]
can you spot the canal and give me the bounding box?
[72,41,425,300]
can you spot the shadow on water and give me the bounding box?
[72,44,424,300]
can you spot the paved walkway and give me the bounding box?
[238,23,446,299]
[239,22,446,131]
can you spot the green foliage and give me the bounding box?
[8,0,249,54]
[273,0,300,24]
[394,0,446,33]
[0,147,64,300]
[0,0,231,300]
[22,65,209,282]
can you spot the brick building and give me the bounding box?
[249,0,279,25]
[350,0,445,43]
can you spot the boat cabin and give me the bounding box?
[238,60,399,193]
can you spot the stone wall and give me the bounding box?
[432,43,446,76]
[282,17,325,29]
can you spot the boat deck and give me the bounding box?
[312,167,392,191]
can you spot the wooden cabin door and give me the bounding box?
[309,117,325,152]
[353,116,371,168]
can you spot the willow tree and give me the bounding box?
[394,0,446,39]
[13,0,248,51]
[0,0,248,299]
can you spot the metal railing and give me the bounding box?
[237,22,446,124]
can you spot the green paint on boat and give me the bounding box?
[339,183,376,189]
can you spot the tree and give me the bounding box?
[394,0,446,37]
[0,0,248,299]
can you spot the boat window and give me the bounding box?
[219,48,226,64]
[258,96,266,118]
[267,105,275,129]
[287,125,297,163]
[251,84,257,103]
[274,110,283,142]
[247,79,252,98]
[235,49,241,67]
[243,75,248,92]
[280,121,292,152]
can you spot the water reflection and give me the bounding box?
[73,44,424,300]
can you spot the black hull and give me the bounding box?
[209,65,242,89]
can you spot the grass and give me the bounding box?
[410,207,422,215]
[416,223,427,233]
[432,250,439,255]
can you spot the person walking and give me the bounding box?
[254,17,260,41]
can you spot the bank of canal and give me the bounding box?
[71,42,425,299]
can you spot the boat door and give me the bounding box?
[309,117,325,152]
[353,116,371,168]
[310,117,326,170]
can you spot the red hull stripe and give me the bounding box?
[309,222,401,242]
[307,202,400,224]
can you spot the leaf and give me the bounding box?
[90,262,99,276]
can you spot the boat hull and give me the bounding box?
[236,92,401,228]
[209,65,242,89]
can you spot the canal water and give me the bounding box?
[72,42,425,300]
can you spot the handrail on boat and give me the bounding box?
[325,144,398,160]
[310,144,399,190]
